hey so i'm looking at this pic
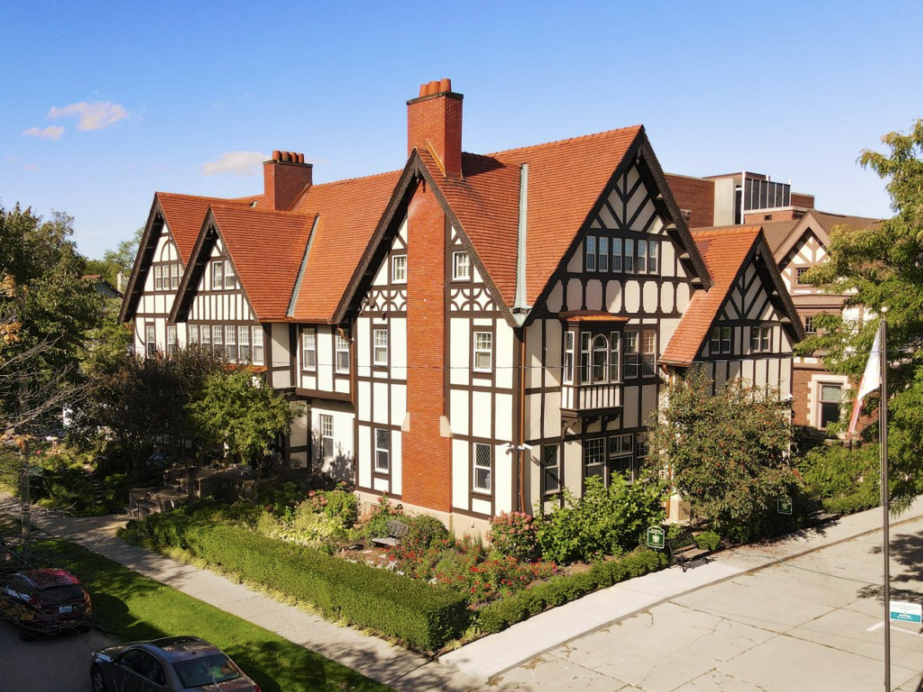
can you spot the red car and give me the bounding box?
[0,568,93,640]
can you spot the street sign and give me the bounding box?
[777,496,793,515]
[647,526,665,550]
[890,601,922,624]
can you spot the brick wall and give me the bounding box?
[663,174,715,228]
[792,366,812,427]
[791,192,815,209]
[407,93,463,177]
[402,180,452,512]
[263,159,313,211]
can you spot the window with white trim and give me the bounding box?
[819,383,843,429]
[580,332,591,384]
[584,437,606,482]
[319,414,334,460]
[213,323,223,352]
[598,237,609,272]
[592,334,608,383]
[641,329,657,377]
[154,265,163,291]
[474,443,492,492]
[238,325,251,362]
[612,238,623,273]
[623,330,639,378]
[170,263,179,289]
[201,325,211,351]
[335,334,350,374]
[637,240,648,274]
[375,429,390,472]
[647,241,659,273]
[373,329,388,366]
[563,331,575,384]
[473,332,492,372]
[302,330,316,371]
[609,331,621,382]
[189,324,199,344]
[252,327,264,365]
[452,251,470,281]
[585,236,597,272]
[624,239,635,273]
[166,325,177,356]
[750,326,772,353]
[711,326,732,355]
[145,324,156,359]
[391,255,407,284]
[542,445,560,495]
[224,260,236,289]
[609,433,634,481]
[212,261,223,290]
[225,325,237,362]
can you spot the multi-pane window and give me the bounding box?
[166,325,177,356]
[711,326,732,355]
[252,327,264,365]
[819,384,842,429]
[189,324,199,344]
[154,265,163,291]
[474,443,492,492]
[302,330,317,371]
[563,332,575,384]
[224,260,235,289]
[474,332,493,372]
[647,241,658,273]
[170,263,179,289]
[804,316,816,334]
[320,414,334,460]
[624,239,635,273]
[452,251,470,281]
[584,437,606,481]
[585,236,597,272]
[375,429,390,472]
[201,325,211,351]
[608,331,621,382]
[580,332,591,383]
[542,445,560,495]
[212,261,223,290]
[213,323,223,353]
[612,238,623,273]
[609,433,634,480]
[623,330,639,378]
[373,329,388,366]
[145,324,156,359]
[392,255,407,283]
[637,241,648,274]
[238,326,251,362]
[335,334,350,373]
[750,326,772,353]
[796,267,810,285]
[598,237,609,272]
[641,329,656,377]
[592,335,608,383]
[225,325,237,362]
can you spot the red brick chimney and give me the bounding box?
[407,78,463,178]
[263,151,312,211]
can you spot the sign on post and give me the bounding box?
[647,526,665,550]
[777,496,793,515]
[890,601,922,624]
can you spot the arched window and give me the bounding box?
[592,335,608,383]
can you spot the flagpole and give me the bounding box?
[880,315,890,692]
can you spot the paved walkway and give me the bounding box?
[5,494,920,690]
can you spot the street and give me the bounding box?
[0,623,113,692]
[498,516,923,692]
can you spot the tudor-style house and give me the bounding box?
[121,79,803,533]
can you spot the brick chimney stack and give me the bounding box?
[263,150,313,211]
[407,78,463,178]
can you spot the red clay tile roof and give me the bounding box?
[209,204,313,320]
[661,226,762,366]
[157,193,249,264]
[288,170,402,322]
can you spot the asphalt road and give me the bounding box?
[0,622,113,692]
[498,516,923,692]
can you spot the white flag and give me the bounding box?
[847,329,881,437]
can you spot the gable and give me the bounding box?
[778,229,825,273]
[718,260,785,324]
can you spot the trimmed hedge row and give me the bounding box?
[132,515,468,651]
[477,550,667,634]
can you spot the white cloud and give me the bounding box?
[47,101,129,131]
[202,151,268,176]
[22,126,64,140]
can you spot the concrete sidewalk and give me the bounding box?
[441,497,923,681]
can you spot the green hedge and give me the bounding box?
[477,550,667,634]
[132,514,468,651]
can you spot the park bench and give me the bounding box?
[801,499,839,529]
[371,519,408,548]
[668,529,711,572]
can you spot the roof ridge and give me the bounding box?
[210,202,314,219]
[156,191,250,204]
[481,125,643,159]
[308,168,402,189]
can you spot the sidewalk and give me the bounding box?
[441,497,923,681]
[0,496,483,692]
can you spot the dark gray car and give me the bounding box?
[90,636,260,691]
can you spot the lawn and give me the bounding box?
[29,538,394,692]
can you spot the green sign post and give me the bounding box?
[647,526,665,550]
[777,496,793,515]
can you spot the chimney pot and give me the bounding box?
[427,80,439,95]
[419,83,427,98]
[297,153,305,164]
[272,150,281,161]
[407,78,463,177]
[264,149,313,210]
[439,78,451,92]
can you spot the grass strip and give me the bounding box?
[29,538,394,692]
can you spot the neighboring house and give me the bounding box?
[121,79,802,532]
[82,274,123,300]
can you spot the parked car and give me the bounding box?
[91,636,261,692]
[0,568,92,639]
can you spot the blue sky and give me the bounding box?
[2,1,920,259]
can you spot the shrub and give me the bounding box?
[477,550,666,634]
[534,473,668,564]
[798,443,879,515]
[695,530,721,552]
[364,494,404,541]
[488,512,539,562]
[126,512,468,650]
[402,514,449,552]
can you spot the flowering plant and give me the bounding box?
[488,511,539,561]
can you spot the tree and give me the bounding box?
[85,227,143,287]
[190,368,300,468]
[798,120,923,511]
[646,368,799,542]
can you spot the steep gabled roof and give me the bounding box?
[120,192,251,322]
[661,226,802,367]
[772,210,880,262]
[288,170,402,323]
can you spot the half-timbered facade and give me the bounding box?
[122,79,803,533]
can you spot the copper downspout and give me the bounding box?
[519,332,527,513]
